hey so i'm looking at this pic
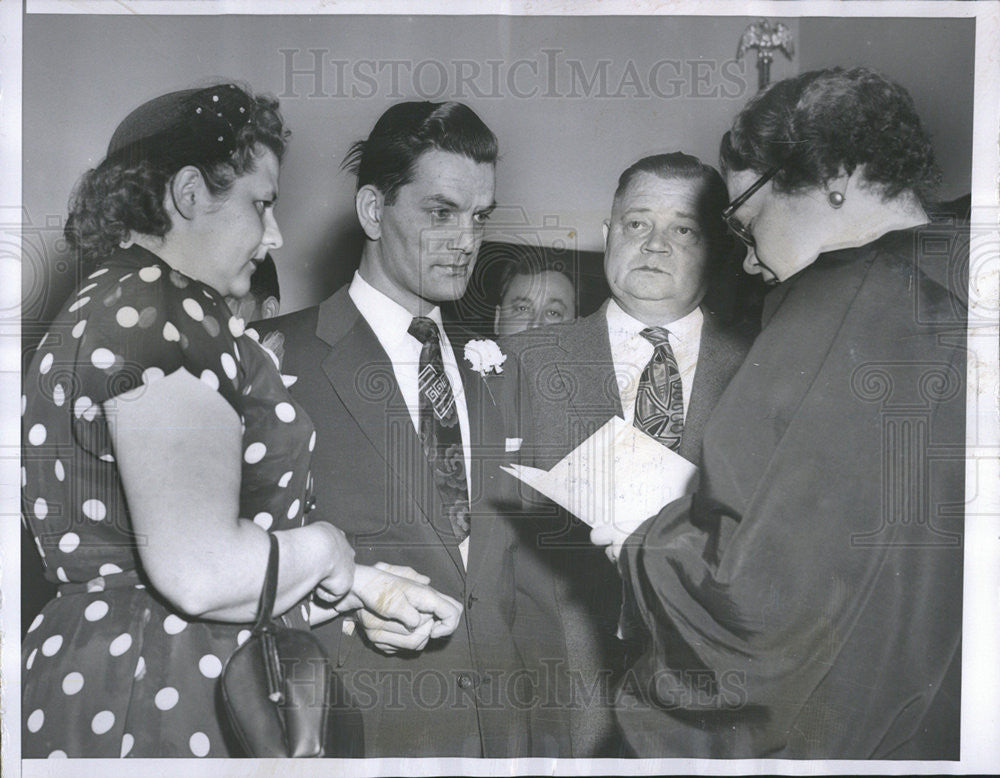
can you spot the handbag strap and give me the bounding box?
[252,533,280,633]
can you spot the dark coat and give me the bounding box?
[500,302,754,756]
[616,229,966,758]
[256,285,571,757]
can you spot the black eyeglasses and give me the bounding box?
[722,167,779,247]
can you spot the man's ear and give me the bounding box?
[260,295,281,320]
[356,185,384,240]
[169,166,204,221]
[602,219,610,247]
[493,305,502,336]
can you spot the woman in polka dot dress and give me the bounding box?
[18,84,367,758]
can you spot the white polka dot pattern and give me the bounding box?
[91,348,116,370]
[220,352,237,380]
[154,687,179,711]
[109,634,133,657]
[162,321,180,342]
[91,710,115,735]
[82,499,107,521]
[27,710,44,733]
[198,654,222,678]
[42,635,64,656]
[244,442,266,464]
[183,298,204,321]
[21,252,317,758]
[84,601,109,621]
[62,672,84,695]
[73,396,92,419]
[58,533,80,553]
[116,307,139,328]
[189,732,211,757]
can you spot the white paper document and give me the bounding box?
[501,416,699,530]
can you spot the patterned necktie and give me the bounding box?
[633,326,684,450]
[407,316,470,543]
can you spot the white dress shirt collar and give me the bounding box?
[605,299,704,422]
[606,298,703,350]
[349,270,446,353]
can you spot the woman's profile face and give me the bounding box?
[725,169,825,285]
[192,146,283,298]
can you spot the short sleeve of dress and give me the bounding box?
[69,260,245,413]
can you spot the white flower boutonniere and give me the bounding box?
[464,339,507,377]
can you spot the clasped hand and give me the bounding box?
[317,562,462,655]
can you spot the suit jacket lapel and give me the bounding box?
[317,288,465,575]
[553,305,623,457]
[445,327,508,587]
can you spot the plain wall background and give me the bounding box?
[22,14,972,320]
[798,17,975,202]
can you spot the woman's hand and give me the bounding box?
[341,564,463,654]
[590,522,647,566]
[313,522,356,602]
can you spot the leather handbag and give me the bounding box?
[220,533,364,757]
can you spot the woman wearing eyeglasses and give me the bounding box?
[596,67,966,758]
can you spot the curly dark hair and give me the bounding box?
[720,67,940,203]
[66,84,290,267]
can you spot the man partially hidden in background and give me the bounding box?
[493,251,577,337]
[503,152,755,756]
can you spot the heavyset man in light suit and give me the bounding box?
[258,102,570,757]
[502,152,755,756]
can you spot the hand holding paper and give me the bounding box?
[501,416,698,557]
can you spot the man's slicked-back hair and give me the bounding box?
[613,152,730,248]
[342,101,498,204]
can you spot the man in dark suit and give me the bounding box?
[502,152,754,756]
[256,101,569,757]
